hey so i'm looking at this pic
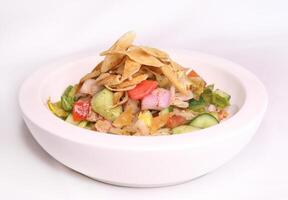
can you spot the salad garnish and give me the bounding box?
[48,32,231,135]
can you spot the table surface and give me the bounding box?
[1,1,288,199]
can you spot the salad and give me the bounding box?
[48,32,231,136]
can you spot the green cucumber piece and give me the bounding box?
[65,114,79,125]
[47,99,68,118]
[212,89,231,108]
[189,113,219,128]
[172,125,200,134]
[78,120,88,128]
[209,112,219,121]
[91,89,123,121]
[61,85,77,111]
[201,84,214,104]
[61,96,74,111]
[67,85,77,98]
[63,85,74,97]
[189,96,206,112]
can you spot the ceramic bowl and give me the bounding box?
[19,50,268,187]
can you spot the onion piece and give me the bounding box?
[79,79,103,95]
[141,88,171,110]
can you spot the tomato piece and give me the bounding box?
[188,70,200,78]
[72,100,90,121]
[128,80,158,100]
[218,110,228,120]
[166,115,187,128]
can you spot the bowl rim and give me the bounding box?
[19,50,268,150]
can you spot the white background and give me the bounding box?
[1,0,288,199]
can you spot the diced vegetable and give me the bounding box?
[218,110,228,120]
[78,120,89,128]
[46,33,233,136]
[63,85,74,97]
[47,99,68,118]
[189,96,206,112]
[138,110,153,127]
[65,114,80,125]
[72,100,90,121]
[189,113,219,128]
[68,85,77,98]
[91,89,123,121]
[159,107,171,116]
[209,111,219,121]
[61,85,77,111]
[166,115,187,128]
[201,84,214,104]
[141,88,171,110]
[212,89,230,108]
[172,125,200,134]
[187,70,200,78]
[61,96,74,111]
[128,80,158,100]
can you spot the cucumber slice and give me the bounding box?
[66,115,89,128]
[172,125,200,134]
[189,113,219,128]
[91,89,123,121]
[65,114,79,125]
[212,89,230,108]
[209,112,219,121]
[78,120,88,128]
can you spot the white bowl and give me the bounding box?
[19,50,268,187]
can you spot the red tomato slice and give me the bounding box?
[188,70,200,78]
[128,80,158,100]
[166,115,187,128]
[72,100,90,121]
